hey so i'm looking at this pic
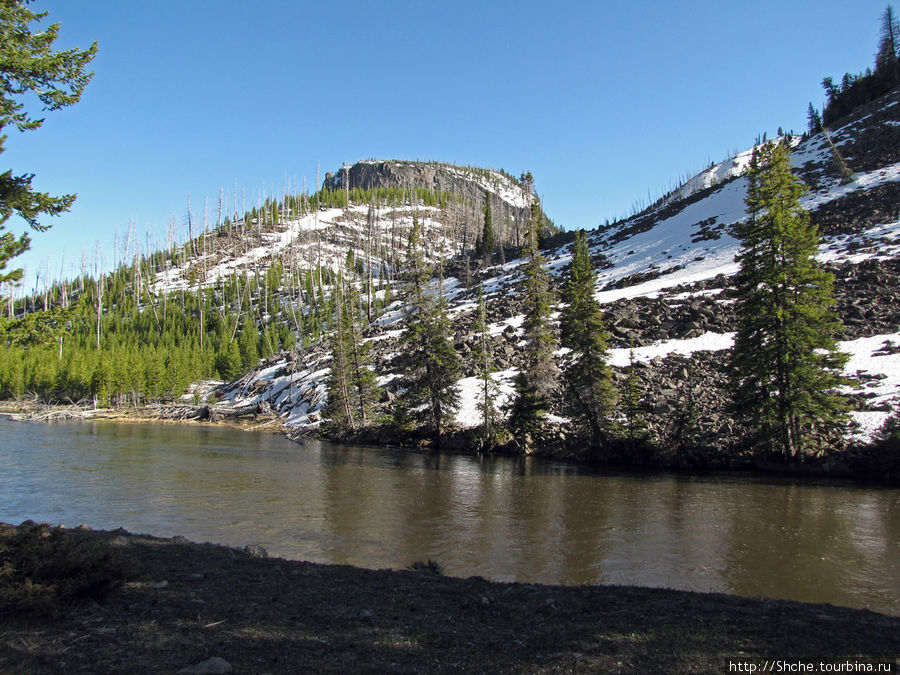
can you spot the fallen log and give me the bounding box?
[142,404,210,421]
[208,401,277,420]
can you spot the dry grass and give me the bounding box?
[0,523,133,619]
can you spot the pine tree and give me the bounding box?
[620,347,649,455]
[404,214,428,294]
[341,250,380,427]
[324,270,358,431]
[473,284,500,450]
[216,340,242,382]
[396,223,461,442]
[806,102,823,135]
[729,141,849,460]
[559,229,616,453]
[876,5,900,73]
[237,317,259,371]
[476,195,495,263]
[508,200,558,444]
[0,2,97,283]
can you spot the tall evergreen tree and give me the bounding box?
[214,338,242,382]
[237,317,259,371]
[342,250,380,426]
[324,270,357,431]
[1,2,97,283]
[806,102,823,135]
[404,214,428,294]
[729,141,849,459]
[508,200,558,444]
[876,5,900,73]
[324,252,380,432]
[396,221,461,442]
[476,195,495,263]
[473,284,500,450]
[559,229,616,453]
[620,347,649,456]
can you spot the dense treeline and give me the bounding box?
[0,254,341,404]
[311,185,453,211]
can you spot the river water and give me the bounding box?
[1,417,897,615]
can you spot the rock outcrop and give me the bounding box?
[324,160,537,247]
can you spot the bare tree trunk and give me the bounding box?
[202,195,209,283]
[96,273,103,350]
[187,195,195,259]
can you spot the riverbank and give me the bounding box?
[3,398,899,481]
[0,401,286,435]
[1,523,897,674]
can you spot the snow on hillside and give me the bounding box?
[443,165,534,210]
[152,203,453,294]
[180,92,900,445]
[588,155,900,303]
[840,332,900,440]
[592,176,748,296]
[818,218,900,265]
[803,160,900,210]
[606,332,736,367]
[661,136,800,207]
[659,115,895,214]
[454,370,517,428]
[603,327,900,442]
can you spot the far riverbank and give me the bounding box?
[2,399,897,481]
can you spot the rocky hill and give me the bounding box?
[149,160,538,296]
[208,85,900,468]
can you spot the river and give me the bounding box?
[1,417,897,615]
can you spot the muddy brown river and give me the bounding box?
[1,417,897,615]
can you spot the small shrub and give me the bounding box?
[408,559,443,575]
[0,523,134,617]
[877,404,900,446]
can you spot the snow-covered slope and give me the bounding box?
[195,87,900,446]
[152,204,454,294]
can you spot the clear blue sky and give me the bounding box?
[5,0,891,289]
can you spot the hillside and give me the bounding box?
[152,161,538,295]
[197,85,898,464]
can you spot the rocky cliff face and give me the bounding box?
[324,160,536,247]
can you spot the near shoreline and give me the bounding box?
[1,523,897,673]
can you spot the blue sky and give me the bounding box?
[4,0,892,289]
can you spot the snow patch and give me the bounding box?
[839,332,900,440]
[454,369,517,428]
[607,332,736,367]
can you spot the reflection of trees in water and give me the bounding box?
[5,421,898,615]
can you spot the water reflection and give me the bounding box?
[0,417,897,615]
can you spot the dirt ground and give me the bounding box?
[0,525,897,674]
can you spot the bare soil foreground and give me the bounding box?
[1,524,897,674]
